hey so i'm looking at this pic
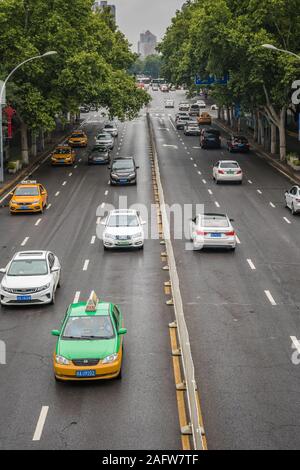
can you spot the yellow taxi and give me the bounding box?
[198,112,212,125]
[68,130,88,147]
[51,145,76,166]
[9,180,48,214]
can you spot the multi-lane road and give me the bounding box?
[1,89,300,450]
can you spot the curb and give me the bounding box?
[214,119,300,186]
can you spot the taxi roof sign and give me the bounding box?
[85,291,99,312]
[20,180,37,185]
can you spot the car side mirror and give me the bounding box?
[136,166,140,169]
[0,268,6,274]
[51,267,60,273]
[118,328,127,336]
[230,218,235,222]
[107,166,111,170]
[141,220,147,225]
[51,330,60,337]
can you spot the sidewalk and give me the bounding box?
[215,118,300,186]
[0,124,75,197]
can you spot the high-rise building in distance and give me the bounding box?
[93,1,116,21]
[138,31,158,58]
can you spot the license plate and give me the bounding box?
[17,295,31,301]
[118,241,130,245]
[227,171,234,174]
[76,370,96,378]
[211,233,222,238]
[120,179,128,183]
[21,206,29,210]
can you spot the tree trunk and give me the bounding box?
[253,112,258,142]
[220,106,225,121]
[226,106,231,126]
[270,123,277,154]
[217,107,221,120]
[20,120,29,164]
[279,107,287,161]
[31,131,37,157]
[40,129,45,150]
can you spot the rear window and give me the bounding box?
[220,162,239,169]
[234,136,248,143]
[191,105,200,109]
[200,216,229,228]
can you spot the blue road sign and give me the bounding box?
[195,74,229,86]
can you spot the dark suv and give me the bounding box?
[200,128,221,149]
[227,135,250,153]
[109,157,139,186]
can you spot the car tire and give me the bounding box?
[116,366,122,380]
[215,179,219,184]
[54,375,64,383]
[229,246,236,251]
[292,204,297,216]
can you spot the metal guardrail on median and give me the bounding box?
[147,112,205,450]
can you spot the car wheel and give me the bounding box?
[239,180,243,185]
[229,246,236,251]
[292,204,297,216]
[54,375,64,383]
[215,179,219,184]
[116,366,122,380]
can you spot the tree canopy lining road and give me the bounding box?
[0,0,150,163]
[158,0,300,161]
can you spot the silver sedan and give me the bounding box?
[190,213,237,251]
[213,160,243,184]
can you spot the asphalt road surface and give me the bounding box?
[149,89,300,450]
[0,110,180,450]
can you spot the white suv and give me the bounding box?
[102,210,146,250]
[285,186,300,215]
[0,251,61,306]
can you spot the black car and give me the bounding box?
[227,135,250,153]
[88,145,110,165]
[109,157,139,186]
[200,128,221,149]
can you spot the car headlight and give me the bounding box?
[128,173,136,178]
[133,232,142,238]
[102,353,118,364]
[104,233,116,239]
[31,200,40,204]
[55,355,71,365]
[35,283,50,292]
[111,173,118,178]
[2,286,14,293]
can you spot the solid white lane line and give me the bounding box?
[265,290,277,306]
[32,406,49,441]
[208,189,213,195]
[73,291,80,303]
[46,204,51,210]
[215,201,220,208]
[104,190,109,196]
[270,202,276,208]
[35,219,41,227]
[55,191,60,197]
[91,236,96,245]
[236,235,241,244]
[283,217,291,224]
[257,189,262,194]
[21,237,29,246]
[247,259,256,270]
[202,179,207,184]
[83,260,90,271]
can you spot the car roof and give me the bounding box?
[72,130,85,134]
[109,209,138,215]
[69,301,112,317]
[200,213,228,218]
[112,156,134,161]
[219,160,239,164]
[13,251,48,260]
[17,180,39,187]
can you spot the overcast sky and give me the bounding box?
[112,0,186,51]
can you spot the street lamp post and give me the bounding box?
[0,51,57,183]
[261,44,300,61]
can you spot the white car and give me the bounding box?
[95,132,114,150]
[0,251,61,306]
[103,123,118,138]
[102,209,146,250]
[165,100,175,108]
[196,100,206,108]
[213,161,243,184]
[190,213,237,251]
[211,104,219,110]
[285,185,300,215]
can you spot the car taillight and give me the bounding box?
[225,231,235,236]
[218,170,225,174]
[196,230,208,236]
[236,170,242,174]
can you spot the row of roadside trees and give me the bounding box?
[0,0,150,164]
[158,0,300,161]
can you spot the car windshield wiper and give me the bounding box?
[79,335,111,339]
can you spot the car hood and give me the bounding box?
[111,169,134,175]
[11,196,39,202]
[105,226,142,236]
[57,338,117,360]
[2,274,52,288]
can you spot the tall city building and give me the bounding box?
[93,1,116,21]
[138,31,158,58]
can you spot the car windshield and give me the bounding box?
[104,125,114,129]
[14,187,39,196]
[200,216,229,228]
[63,315,115,340]
[7,260,48,276]
[112,160,134,170]
[180,117,190,121]
[55,148,71,155]
[108,214,139,227]
[92,147,107,154]
[71,134,84,138]
[98,134,111,139]
[220,162,239,169]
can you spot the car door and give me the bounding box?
[213,162,219,179]
[287,187,296,207]
[48,253,59,288]
[39,185,47,205]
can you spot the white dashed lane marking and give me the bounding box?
[35,219,41,227]
[73,291,81,303]
[21,237,29,247]
[247,259,256,270]
[283,217,291,224]
[265,290,277,306]
[83,260,90,271]
[32,406,49,442]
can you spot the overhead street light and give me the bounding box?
[261,44,300,61]
[0,51,58,183]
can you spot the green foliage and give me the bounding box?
[0,0,149,130]
[130,55,162,79]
